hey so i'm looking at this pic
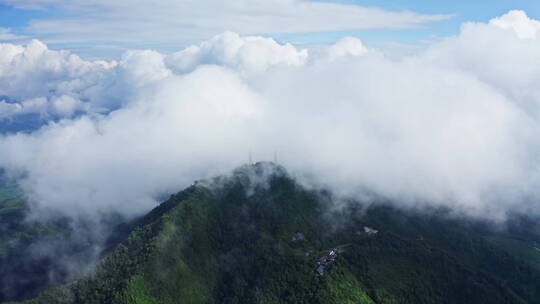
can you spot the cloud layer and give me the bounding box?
[1,11,540,220]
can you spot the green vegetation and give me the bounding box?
[482,217,540,272]
[8,163,540,304]
[485,236,540,270]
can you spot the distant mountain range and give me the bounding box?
[2,163,540,304]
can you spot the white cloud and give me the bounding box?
[0,39,116,118]
[327,37,369,60]
[490,10,540,39]
[0,33,306,119]
[423,10,540,115]
[51,95,86,117]
[1,11,540,221]
[0,65,264,216]
[165,31,308,74]
[0,0,450,49]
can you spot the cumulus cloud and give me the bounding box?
[0,34,306,121]
[326,37,370,60]
[165,31,308,74]
[0,0,449,51]
[490,10,540,39]
[0,39,115,120]
[1,11,540,220]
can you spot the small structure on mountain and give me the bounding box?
[364,226,378,235]
[314,248,339,276]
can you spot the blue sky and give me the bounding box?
[1,0,540,58]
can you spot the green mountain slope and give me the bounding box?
[19,163,540,304]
